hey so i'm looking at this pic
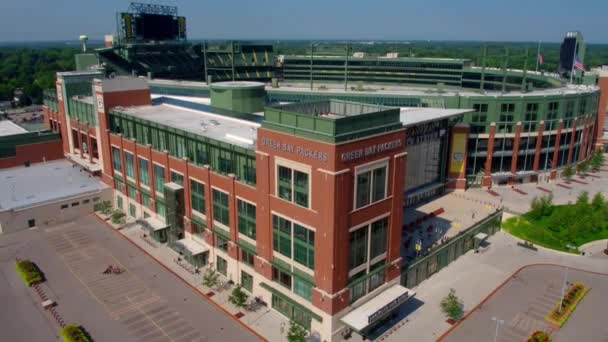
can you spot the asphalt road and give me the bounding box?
[0,215,260,342]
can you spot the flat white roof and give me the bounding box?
[400,107,473,127]
[176,238,208,256]
[0,160,108,212]
[341,285,415,332]
[115,103,260,149]
[142,216,168,231]
[151,94,211,105]
[0,120,27,137]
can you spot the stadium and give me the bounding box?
[38,2,608,341]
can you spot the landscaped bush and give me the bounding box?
[527,331,552,342]
[111,210,126,225]
[60,324,90,342]
[545,281,589,327]
[503,191,608,252]
[15,259,44,286]
[94,200,113,215]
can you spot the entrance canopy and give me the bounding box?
[341,285,415,332]
[174,238,208,256]
[139,216,168,232]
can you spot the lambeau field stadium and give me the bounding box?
[36,2,608,341]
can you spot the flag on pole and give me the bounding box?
[537,53,544,66]
[574,55,584,71]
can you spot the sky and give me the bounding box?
[0,0,606,43]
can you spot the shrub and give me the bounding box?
[590,151,604,171]
[60,324,90,342]
[202,267,220,289]
[15,259,44,286]
[111,210,126,225]
[562,165,574,180]
[287,320,308,342]
[94,200,113,215]
[440,288,464,320]
[228,284,249,308]
[527,331,551,342]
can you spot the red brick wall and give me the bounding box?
[0,139,63,169]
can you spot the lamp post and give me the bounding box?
[492,316,504,342]
[559,265,569,313]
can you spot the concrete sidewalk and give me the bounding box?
[381,231,608,342]
[116,221,288,342]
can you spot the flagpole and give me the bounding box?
[570,41,577,84]
[535,40,541,72]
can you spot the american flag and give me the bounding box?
[537,53,544,65]
[574,56,584,71]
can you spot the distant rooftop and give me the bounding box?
[272,100,391,119]
[113,101,260,149]
[0,120,27,137]
[400,107,473,127]
[0,160,108,212]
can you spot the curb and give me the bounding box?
[436,263,608,341]
[92,214,268,342]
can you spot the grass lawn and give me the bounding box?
[502,204,608,253]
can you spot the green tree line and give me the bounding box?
[0,47,78,104]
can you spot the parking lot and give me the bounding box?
[440,264,608,342]
[0,215,260,341]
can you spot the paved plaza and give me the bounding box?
[0,216,259,342]
[440,264,608,342]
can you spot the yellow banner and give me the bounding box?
[449,133,466,174]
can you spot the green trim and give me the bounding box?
[260,282,322,322]
[292,267,315,285]
[190,214,207,228]
[271,257,291,273]
[212,226,230,239]
[271,257,314,285]
[348,261,390,288]
[237,238,257,254]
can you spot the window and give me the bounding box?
[277,165,309,208]
[242,249,255,266]
[129,204,136,217]
[293,277,313,301]
[218,156,234,174]
[212,189,229,226]
[293,224,315,269]
[499,103,515,121]
[243,164,256,184]
[349,227,368,270]
[272,267,292,289]
[124,152,135,179]
[170,171,183,185]
[472,104,488,123]
[142,193,151,209]
[156,200,166,218]
[355,163,387,209]
[272,215,292,258]
[241,271,253,292]
[28,219,36,228]
[126,184,135,199]
[116,196,123,210]
[370,218,388,259]
[237,199,256,240]
[272,215,315,270]
[217,256,227,276]
[83,199,90,204]
[154,164,165,195]
[349,216,388,271]
[138,158,150,186]
[525,103,538,122]
[217,235,229,252]
[93,197,100,202]
[111,146,121,172]
[60,204,68,209]
[547,102,559,120]
[71,202,79,207]
[190,179,205,215]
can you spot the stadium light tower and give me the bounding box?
[79,35,89,53]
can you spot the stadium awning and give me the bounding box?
[340,285,415,332]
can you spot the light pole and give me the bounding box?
[492,316,504,342]
[559,265,569,313]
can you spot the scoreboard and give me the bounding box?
[120,12,186,43]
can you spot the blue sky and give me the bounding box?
[0,0,606,43]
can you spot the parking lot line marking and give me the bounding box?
[61,253,114,313]
[126,295,174,342]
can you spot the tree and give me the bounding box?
[577,160,590,174]
[590,151,604,171]
[94,200,113,215]
[228,284,249,308]
[562,165,574,180]
[440,288,464,321]
[202,267,220,289]
[592,192,605,211]
[576,191,590,207]
[287,320,307,342]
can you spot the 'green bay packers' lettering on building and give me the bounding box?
[341,139,403,162]
[261,137,329,162]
